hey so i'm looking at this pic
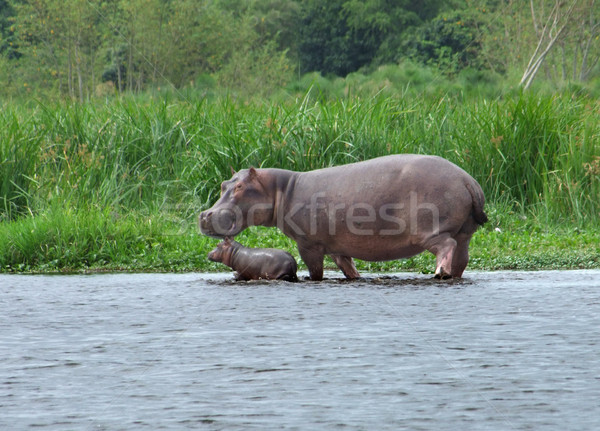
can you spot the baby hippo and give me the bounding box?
[208,238,298,282]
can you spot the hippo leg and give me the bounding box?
[450,233,472,278]
[298,244,324,281]
[233,272,247,281]
[331,255,361,279]
[426,234,457,279]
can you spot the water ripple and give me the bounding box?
[0,270,599,430]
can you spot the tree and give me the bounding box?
[296,0,453,76]
[297,0,358,76]
[112,0,171,92]
[404,9,484,74]
[520,0,578,89]
[163,0,238,87]
[9,0,104,100]
[469,0,599,87]
[559,0,600,81]
[246,0,302,58]
[0,0,19,59]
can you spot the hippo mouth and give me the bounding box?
[199,206,243,238]
[200,225,238,239]
[207,250,218,261]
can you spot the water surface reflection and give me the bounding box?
[1,270,599,430]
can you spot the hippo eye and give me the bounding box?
[235,182,243,191]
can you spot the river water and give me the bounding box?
[1,270,599,430]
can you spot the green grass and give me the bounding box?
[0,204,597,274]
[0,205,216,273]
[1,89,599,273]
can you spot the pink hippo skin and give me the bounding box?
[208,237,298,281]
[199,154,487,281]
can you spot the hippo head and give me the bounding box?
[199,167,274,238]
[207,237,235,264]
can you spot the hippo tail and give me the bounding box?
[466,181,488,225]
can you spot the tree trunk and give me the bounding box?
[68,45,74,99]
[520,0,578,89]
[75,41,84,102]
[578,1,600,80]
[117,58,122,93]
[128,38,134,92]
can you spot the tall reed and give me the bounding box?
[1,91,598,225]
[0,107,42,219]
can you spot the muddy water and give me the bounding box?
[1,270,599,430]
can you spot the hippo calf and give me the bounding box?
[200,154,487,280]
[208,238,298,281]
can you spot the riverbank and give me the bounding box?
[0,205,597,274]
[1,91,598,274]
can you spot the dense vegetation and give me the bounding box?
[1,0,599,99]
[2,88,599,223]
[0,0,598,273]
[0,88,598,273]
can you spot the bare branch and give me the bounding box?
[520,0,579,89]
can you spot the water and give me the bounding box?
[1,270,599,430]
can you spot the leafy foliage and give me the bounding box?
[3,0,295,98]
[404,10,484,74]
[297,0,448,75]
[1,0,599,97]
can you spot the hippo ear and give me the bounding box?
[247,166,267,192]
[230,166,236,176]
[248,166,258,180]
[224,236,232,244]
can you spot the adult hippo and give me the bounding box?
[208,237,298,281]
[199,154,487,280]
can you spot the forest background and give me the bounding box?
[1,0,600,99]
[0,0,599,273]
